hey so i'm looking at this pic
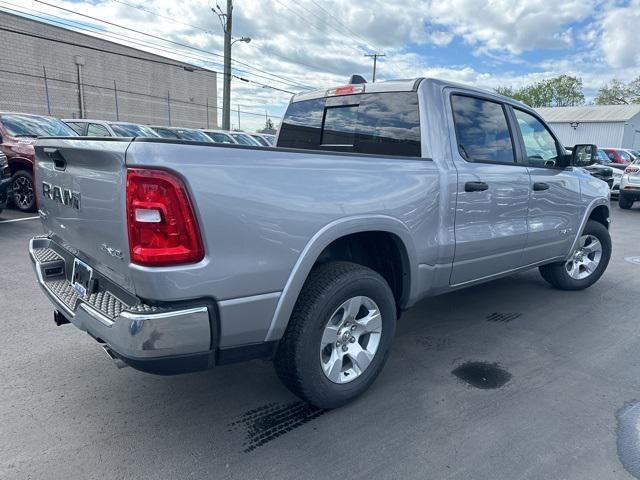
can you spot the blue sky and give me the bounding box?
[3,0,639,130]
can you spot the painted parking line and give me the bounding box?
[0,216,39,223]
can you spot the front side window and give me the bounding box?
[87,123,111,137]
[278,92,421,157]
[451,95,515,164]
[513,109,561,167]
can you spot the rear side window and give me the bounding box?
[278,92,421,157]
[207,132,234,143]
[153,128,180,139]
[451,95,515,164]
[65,122,85,135]
[87,123,111,137]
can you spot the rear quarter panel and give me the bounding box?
[124,141,446,308]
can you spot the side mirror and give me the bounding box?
[571,144,598,167]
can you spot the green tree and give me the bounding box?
[258,118,275,133]
[595,77,640,104]
[495,75,585,107]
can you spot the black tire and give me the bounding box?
[619,196,634,210]
[539,220,611,291]
[274,261,397,409]
[11,170,36,212]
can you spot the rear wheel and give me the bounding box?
[12,170,36,212]
[274,261,396,408]
[619,195,634,210]
[539,220,611,290]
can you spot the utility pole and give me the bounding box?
[222,0,232,131]
[213,2,250,131]
[364,53,385,82]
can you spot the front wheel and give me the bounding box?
[619,196,634,210]
[274,261,397,409]
[12,170,36,212]
[539,220,611,290]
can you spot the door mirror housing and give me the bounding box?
[571,144,598,167]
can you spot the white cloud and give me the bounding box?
[599,0,640,68]
[4,0,640,130]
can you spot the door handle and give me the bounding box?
[533,182,550,191]
[465,181,489,192]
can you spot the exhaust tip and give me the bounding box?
[102,346,128,369]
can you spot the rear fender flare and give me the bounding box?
[264,215,418,342]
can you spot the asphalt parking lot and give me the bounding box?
[2,205,640,480]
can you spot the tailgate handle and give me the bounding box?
[44,147,67,171]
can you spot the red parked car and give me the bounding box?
[602,148,634,165]
[0,113,77,212]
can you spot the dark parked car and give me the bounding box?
[0,151,11,215]
[0,113,78,212]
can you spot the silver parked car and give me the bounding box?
[201,129,236,144]
[250,133,276,146]
[63,119,159,138]
[149,126,214,143]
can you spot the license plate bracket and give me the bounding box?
[71,258,93,297]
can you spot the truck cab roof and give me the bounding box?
[291,77,528,109]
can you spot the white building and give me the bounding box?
[536,105,640,150]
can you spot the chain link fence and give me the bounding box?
[0,60,280,130]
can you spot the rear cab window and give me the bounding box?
[278,91,422,157]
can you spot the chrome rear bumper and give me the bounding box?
[29,236,213,369]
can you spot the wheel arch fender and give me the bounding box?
[567,198,610,259]
[8,157,34,176]
[264,215,419,342]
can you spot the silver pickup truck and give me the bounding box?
[30,78,611,408]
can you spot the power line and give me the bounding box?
[295,0,404,79]
[307,0,373,49]
[271,0,402,80]
[109,0,337,76]
[33,0,313,90]
[0,3,298,93]
[0,22,295,94]
[110,0,213,35]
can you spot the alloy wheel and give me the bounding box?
[565,234,603,280]
[320,295,382,384]
[13,175,34,210]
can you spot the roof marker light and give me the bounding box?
[326,85,364,97]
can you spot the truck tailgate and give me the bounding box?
[35,138,133,291]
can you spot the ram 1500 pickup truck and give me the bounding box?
[30,78,611,408]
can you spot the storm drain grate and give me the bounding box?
[486,312,522,323]
[228,401,327,452]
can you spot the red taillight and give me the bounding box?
[625,166,639,174]
[326,85,364,97]
[126,168,204,266]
